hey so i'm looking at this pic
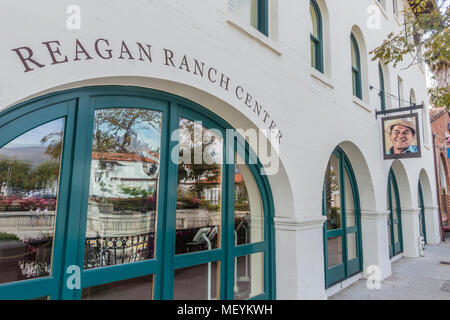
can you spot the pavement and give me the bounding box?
[330,233,450,300]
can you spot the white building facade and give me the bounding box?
[0,0,442,300]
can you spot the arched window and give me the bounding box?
[410,89,417,106]
[310,0,323,72]
[379,63,386,111]
[351,33,362,99]
[0,86,275,300]
[387,169,403,257]
[322,147,362,288]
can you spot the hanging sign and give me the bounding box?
[382,113,421,160]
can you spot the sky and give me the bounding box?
[2,118,65,149]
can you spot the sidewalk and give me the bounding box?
[330,235,450,300]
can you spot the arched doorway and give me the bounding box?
[387,169,403,257]
[0,86,275,300]
[322,147,362,288]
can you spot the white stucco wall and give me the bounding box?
[0,0,440,299]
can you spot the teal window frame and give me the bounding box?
[310,0,324,73]
[0,86,276,300]
[378,63,386,111]
[351,33,362,100]
[387,169,403,258]
[322,147,363,288]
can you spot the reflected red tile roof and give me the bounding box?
[92,152,158,164]
[196,173,243,184]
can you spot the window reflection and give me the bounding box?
[234,252,264,300]
[327,236,343,268]
[85,109,162,269]
[82,275,154,300]
[174,262,220,300]
[344,170,355,228]
[0,119,64,284]
[175,119,222,255]
[235,153,263,245]
[325,154,341,230]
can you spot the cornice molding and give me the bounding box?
[274,216,327,231]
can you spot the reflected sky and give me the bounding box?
[1,119,64,149]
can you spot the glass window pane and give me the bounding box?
[351,39,358,69]
[84,109,162,270]
[347,233,357,261]
[311,40,317,69]
[174,261,220,300]
[352,69,359,97]
[325,154,341,230]
[234,0,259,29]
[82,275,154,300]
[0,119,65,284]
[344,170,355,228]
[175,119,222,255]
[234,252,264,300]
[235,154,263,245]
[327,236,343,268]
[310,3,319,38]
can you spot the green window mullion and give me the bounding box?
[81,260,160,289]
[338,152,349,276]
[173,250,225,270]
[159,102,181,300]
[224,138,237,300]
[150,100,172,300]
[61,96,94,300]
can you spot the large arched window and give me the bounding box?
[0,86,275,300]
[322,147,362,288]
[351,33,362,99]
[387,169,403,257]
[310,0,323,72]
[379,62,386,111]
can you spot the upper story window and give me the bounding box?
[231,0,268,36]
[351,33,362,99]
[393,0,398,15]
[310,0,323,73]
[379,63,386,111]
[397,76,404,107]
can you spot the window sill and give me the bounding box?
[352,96,372,113]
[310,68,334,89]
[226,14,282,56]
[374,0,388,20]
